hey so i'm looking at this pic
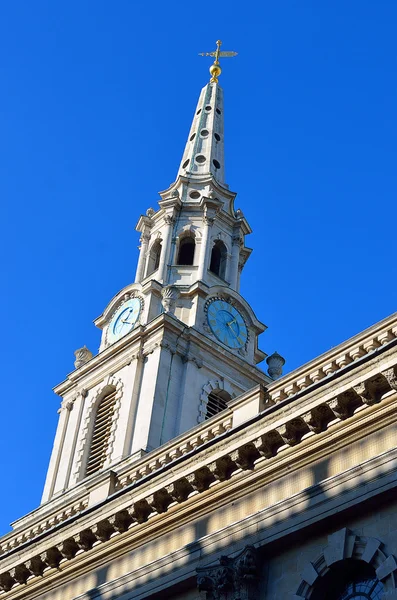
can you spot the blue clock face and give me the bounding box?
[107,298,141,344]
[207,300,248,349]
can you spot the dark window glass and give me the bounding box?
[337,578,384,599]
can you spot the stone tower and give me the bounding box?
[41,64,272,505]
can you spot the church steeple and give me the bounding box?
[177,82,225,184]
[41,45,271,506]
[177,40,237,186]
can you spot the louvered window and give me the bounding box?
[85,390,116,477]
[205,390,230,420]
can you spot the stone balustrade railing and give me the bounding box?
[266,314,397,403]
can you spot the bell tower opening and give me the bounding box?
[209,240,227,279]
[205,389,231,420]
[177,236,195,266]
[146,240,162,276]
[85,389,117,477]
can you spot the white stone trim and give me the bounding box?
[210,229,231,255]
[294,528,397,599]
[175,223,202,240]
[73,376,124,482]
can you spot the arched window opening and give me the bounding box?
[312,559,384,600]
[146,240,162,276]
[205,390,231,420]
[85,389,117,477]
[177,236,195,266]
[209,240,227,279]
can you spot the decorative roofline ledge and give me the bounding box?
[2,315,397,559]
[267,312,397,403]
[0,343,396,594]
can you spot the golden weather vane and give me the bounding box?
[199,40,237,83]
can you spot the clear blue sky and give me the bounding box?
[0,1,396,535]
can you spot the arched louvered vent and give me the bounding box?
[85,390,116,477]
[205,390,231,420]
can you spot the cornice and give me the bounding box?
[53,313,184,397]
[1,344,396,595]
[160,175,237,203]
[266,312,397,402]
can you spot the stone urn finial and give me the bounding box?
[146,207,155,218]
[161,286,180,315]
[74,346,93,369]
[266,351,285,380]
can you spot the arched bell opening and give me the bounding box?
[85,388,117,477]
[205,389,231,420]
[177,236,195,266]
[146,240,162,276]
[209,240,227,279]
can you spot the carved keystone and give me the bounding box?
[61,538,80,560]
[277,418,309,446]
[353,381,380,406]
[209,456,237,481]
[10,565,30,585]
[109,509,134,532]
[187,467,215,492]
[169,479,194,502]
[92,519,115,542]
[27,555,46,577]
[329,397,351,420]
[75,529,97,551]
[303,404,334,434]
[150,488,175,513]
[131,499,152,524]
[0,572,15,592]
[382,367,397,392]
[254,431,284,458]
[231,443,260,470]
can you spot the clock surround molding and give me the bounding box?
[104,292,144,348]
[204,293,250,352]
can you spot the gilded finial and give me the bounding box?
[199,40,237,83]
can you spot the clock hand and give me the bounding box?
[226,320,238,338]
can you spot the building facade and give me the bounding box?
[1,54,397,600]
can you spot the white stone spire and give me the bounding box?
[177,82,225,185]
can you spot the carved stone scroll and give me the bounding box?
[197,545,258,600]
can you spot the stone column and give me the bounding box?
[228,233,241,290]
[237,260,244,293]
[197,214,214,281]
[158,215,174,283]
[41,399,73,503]
[135,232,150,283]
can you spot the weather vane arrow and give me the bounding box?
[199,40,237,83]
